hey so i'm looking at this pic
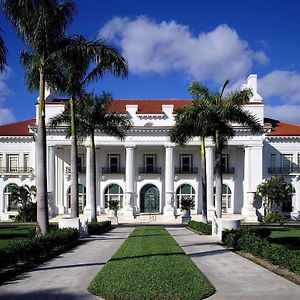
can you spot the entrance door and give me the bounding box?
[140,184,159,213]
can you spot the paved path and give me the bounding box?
[0,227,133,300]
[168,227,300,300]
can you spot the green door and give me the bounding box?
[140,184,159,213]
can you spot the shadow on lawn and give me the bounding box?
[110,252,185,262]
[269,237,300,250]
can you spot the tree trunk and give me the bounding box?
[70,97,79,218]
[200,136,208,224]
[36,65,49,235]
[90,134,97,221]
[215,145,223,219]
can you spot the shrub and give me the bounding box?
[222,227,300,275]
[108,200,119,211]
[180,196,195,210]
[0,228,79,270]
[263,212,285,224]
[14,202,37,222]
[88,221,111,235]
[188,220,212,235]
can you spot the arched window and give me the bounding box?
[214,184,232,213]
[67,184,86,213]
[176,184,195,208]
[104,184,124,209]
[4,183,18,212]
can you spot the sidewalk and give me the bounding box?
[0,227,133,300]
[167,227,300,300]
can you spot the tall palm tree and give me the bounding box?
[190,81,262,218]
[0,29,7,72]
[170,83,223,223]
[49,91,132,221]
[52,36,128,218]
[2,0,77,234]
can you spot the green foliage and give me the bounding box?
[263,212,286,224]
[88,221,111,235]
[89,227,215,300]
[0,227,79,270]
[14,202,37,222]
[188,220,212,235]
[222,227,300,275]
[257,176,295,214]
[180,196,195,210]
[108,200,120,211]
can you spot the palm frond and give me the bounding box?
[0,29,7,72]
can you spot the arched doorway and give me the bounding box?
[104,184,124,209]
[67,184,86,213]
[213,184,232,213]
[140,184,159,213]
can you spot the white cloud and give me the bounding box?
[0,108,15,125]
[265,105,300,124]
[259,70,300,103]
[99,16,268,83]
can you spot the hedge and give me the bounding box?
[188,220,212,235]
[223,227,300,275]
[0,227,79,270]
[88,221,111,235]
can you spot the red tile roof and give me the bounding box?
[265,118,300,136]
[0,118,35,136]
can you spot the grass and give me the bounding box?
[89,226,215,300]
[269,228,300,250]
[0,224,35,247]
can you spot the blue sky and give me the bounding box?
[1,0,300,124]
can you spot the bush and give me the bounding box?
[88,221,111,235]
[14,202,37,222]
[188,220,212,235]
[222,227,300,275]
[0,227,79,270]
[263,212,285,224]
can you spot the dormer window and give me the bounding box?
[180,154,193,172]
[108,154,120,172]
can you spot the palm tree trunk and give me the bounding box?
[90,134,97,221]
[70,97,79,218]
[215,140,223,219]
[200,136,208,223]
[36,64,49,235]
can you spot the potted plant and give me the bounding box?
[181,196,195,224]
[108,200,119,217]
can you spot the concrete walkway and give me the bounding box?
[168,227,300,300]
[0,227,133,300]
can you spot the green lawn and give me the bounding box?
[269,228,300,250]
[0,224,35,247]
[89,226,215,300]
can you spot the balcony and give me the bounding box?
[138,166,161,174]
[175,167,198,174]
[102,167,125,174]
[0,167,33,176]
[222,167,235,174]
[268,167,300,174]
[65,166,86,174]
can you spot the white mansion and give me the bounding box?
[1,74,300,222]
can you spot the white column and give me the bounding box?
[48,146,56,216]
[56,147,65,214]
[206,146,214,213]
[124,145,135,217]
[164,146,175,216]
[242,146,257,220]
[85,146,91,214]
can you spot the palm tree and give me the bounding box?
[52,36,128,218]
[2,0,77,234]
[190,81,262,218]
[49,91,132,221]
[170,83,222,223]
[0,29,7,72]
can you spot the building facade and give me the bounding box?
[1,74,300,221]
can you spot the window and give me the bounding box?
[144,154,157,172]
[108,154,120,172]
[222,154,229,172]
[7,154,19,172]
[270,154,276,169]
[77,154,84,172]
[281,154,293,173]
[176,184,195,208]
[213,184,232,213]
[104,184,124,208]
[180,154,193,172]
[24,153,29,172]
[0,154,3,171]
[4,183,18,212]
[67,184,86,213]
[282,195,293,213]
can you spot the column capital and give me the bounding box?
[164,144,175,149]
[125,144,136,149]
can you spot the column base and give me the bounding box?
[123,206,135,219]
[57,205,65,215]
[242,192,258,222]
[163,205,175,217]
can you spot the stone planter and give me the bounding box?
[181,209,191,225]
[58,217,89,238]
[212,217,241,241]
